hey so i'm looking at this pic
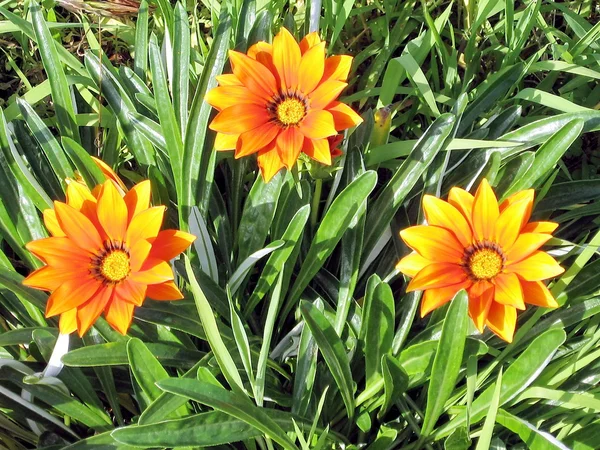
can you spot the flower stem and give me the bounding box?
[310,178,322,228]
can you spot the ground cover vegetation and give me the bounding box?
[0,0,600,448]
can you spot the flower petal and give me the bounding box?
[43,209,65,237]
[406,262,467,292]
[494,273,525,310]
[486,302,517,343]
[26,237,92,267]
[248,41,273,59]
[228,50,278,99]
[448,187,474,230]
[214,132,239,151]
[272,27,301,90]
[472,179,499,242]
[505,233,553,265]
[146,281,184,300]
[495,191,534,249]
[59,309,78,335]
[66,181,96,212]
[422,195,472,248]
[299,31,321,54]
[308,80,347,110]
[54,202,103,251]
[299,110,337,139]
[298,42,325,94]
[499,189,534,218]
[123,180,152,225]
[129,239,152,272]
[216,74,242,86]
[421,281,471,317]
[115,279,147,306]
[46,277,101,317]
[302,138,331,165]
[505,251,564,281]
[257,144,285,182]
[327,101,363,130]
[235,122,280,158]
[396,252,430,277]
[149,229,196,262]
[520,279,559,308]
[522,221,558,234]
[76,285,114,337]
[91,156,126,191]
[468,281,494,332]
[104,297,134,335]
[126,206,165,247]
[130,260,174,284]
[23,265,87,291]
[205,85,265,111]
[322,55,352,82]
[209,104,270,135]
[399,225,464,263]
[97,180,128,242]
[276,126,304,169]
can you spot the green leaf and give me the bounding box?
[421,290,469,436]
[229,240,284,295]
[30,1,79,144]
[156,378,297,449]
[380,354,409,418]
[475,369,503,450]
[173,2,190,133]
[61,137,105,187]
[133,0,148,78]
[495,409,568,450]
[300,300,355,418]
[364,281,395,388]
[292,308,319,417]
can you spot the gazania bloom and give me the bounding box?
[205,27,362,181]
[397,179,564,342]
[23,179,195,336]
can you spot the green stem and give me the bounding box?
[310,179,322,228]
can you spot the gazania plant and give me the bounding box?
[1,1,599,449]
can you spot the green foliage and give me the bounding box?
[0,0,599,448]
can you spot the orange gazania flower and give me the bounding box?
[23,179,196,336]
[397,179,564,342]
[205,27,363,181]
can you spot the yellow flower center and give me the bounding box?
[462,241,505,280]
[99,250,130,282]
[276,98,306,125]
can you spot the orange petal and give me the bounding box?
[43,209,65,237]
[46,277,101,317]
[65,181,96,212]
[421,281,471,317]
[299,110,337,140]
[448,187,474,231]
[276,127,303,169]
[257,144,285,182]
[229,50,278,99]
[26,237,92,267]
[209,104,269,135]
[499,189,535,218]
[423,195,473,248]
[298,42,325,94]
[97,180,128,242]
[247,41,273,59]
[485,302,517,343]
[205,85,265,111]
[399,225,464,263]
[214,132,239,151]
[91,156,126,191]
[123,180,152,225]
[522,221,558,234]
[76,285,114,337]
[115,279,147,306]
[299,31,322,54]
[520,279,558,308]
[396,252,430,277]
[146,281,184,300]
[327,101,363,130]
[302,138,331,165]
[149,229,196,262]
[505,233,553,265]
[129,239,152,272]
[494,272,525,310]
[59,309,78,335]
[322,55,352,82]
[104,297,134,335]
[468,282,494,332]
[495,191,534,250]
[308,79,347,110]
[406,262,467,292]
[505,251,564,281]
[273,27,301,90]
[126,206,165,247]
[130,260,174,284]
[23,265,87,291]
[235,123,280,158]
[54,202,103,251]
[472,179,499,242]
[216,73,242,86]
